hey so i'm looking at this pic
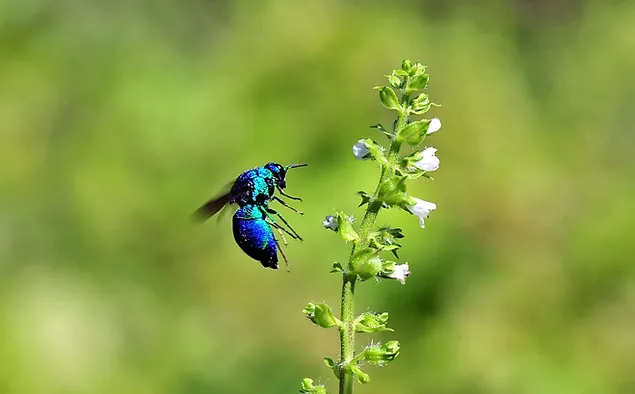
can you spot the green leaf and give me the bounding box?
[374,86,401,111]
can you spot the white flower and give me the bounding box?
[352,140,370,160]
[388,263,410,285]
[407,197,437,228]
[322,215,338,231]
[413,147,439,172]
[427,118,441,134]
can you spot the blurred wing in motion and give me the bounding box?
[193,191,232,222]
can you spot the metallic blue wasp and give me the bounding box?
[194,162,306,270]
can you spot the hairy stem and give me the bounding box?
[338,109,408,394]
[338,275,356,394]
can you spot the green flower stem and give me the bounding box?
[338,109,408,394]
[338,276,356,394]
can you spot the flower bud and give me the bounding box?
[407,72,429,91]
[303,302,340,328]
[363,340,401,366]
[355,311,392,333]
[401,59,413,73]
[386,74,402,89]
[300,378,327,394]
[353,255,382,281]
[352,140,371,160]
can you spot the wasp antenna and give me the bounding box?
[286,163,308,170]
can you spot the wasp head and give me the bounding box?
[265,162,307,189]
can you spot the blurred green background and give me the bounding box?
[2,0,635,393]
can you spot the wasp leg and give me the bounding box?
[265,208,303,241]
[266,220,291,272]
[273,196,304,215]
[275,237,290,273]
[277,187,302,201]
[266,218,300,241]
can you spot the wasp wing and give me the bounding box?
[193,191,232,222]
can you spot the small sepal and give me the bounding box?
[357,191,372,207]
[363,341,401,366]
[303,302,342,328]
[330,262,345,273]
[370,124,392,139]
[355,311,393,333]
[335,212,358,243]
[323,357,340,379]
[398,119,431,146]
[356,138,390,166]
[368,226,405,257]
[373,86,401,111]
[324,212,359,242]
[378,176,409,206]
[350,363,370,384]
[300,378,327,394]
